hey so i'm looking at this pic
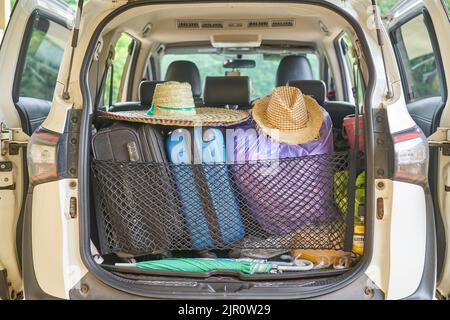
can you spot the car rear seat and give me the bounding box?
[109,80,164,112]
[165,61,203,104]
[276,55,314,87]
[203,76,252,109]
[109,60,202,112]
[288,80,355,131]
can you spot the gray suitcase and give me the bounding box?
[92,122,184,257]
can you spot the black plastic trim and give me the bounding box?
[405,193,437,300]
[78,0,377,299]
[21,187,60,300]
[57,109,81,180]
[15,150,28,275]
[69,270,384,300]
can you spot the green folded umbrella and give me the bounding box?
[119,258,272,274]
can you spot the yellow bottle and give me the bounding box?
[352,216,364,256]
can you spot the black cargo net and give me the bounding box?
[92,152,353,257]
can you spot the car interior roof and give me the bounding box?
[100,3,355,45]
[93,2,360,102]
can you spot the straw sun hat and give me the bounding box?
[252,86,325,145]
[97,81,249,127]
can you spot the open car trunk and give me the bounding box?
[78,0,375,299]
[93,133,360,256]
[87,113,366,290]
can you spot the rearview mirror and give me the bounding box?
[223,59,256,69]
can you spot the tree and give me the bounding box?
[378,0,401,16]
[66,0,78,8]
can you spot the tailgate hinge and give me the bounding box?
[428,127,450,155]
[0,123,29,156]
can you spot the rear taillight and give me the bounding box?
[392,126,428,184]
[27,128,60,185]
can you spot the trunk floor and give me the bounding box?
[103,264,349,282]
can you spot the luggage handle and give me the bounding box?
[126,141,140,162]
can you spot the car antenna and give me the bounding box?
[371,0,393,100]
[63,0,84,100]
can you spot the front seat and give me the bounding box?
[165,60,202,104]
[276,55,314,87]
[109,80,165,112]
[203,76,252,109]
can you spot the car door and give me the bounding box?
[388,0,450,299]
[0,0,73,300]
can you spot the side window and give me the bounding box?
[392,14,444,102]
[337,33,364,104]
[17,16,68,101]
[103,33,135,106]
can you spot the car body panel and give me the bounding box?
[387,181,427,299]
[388,0,450,299]
[51,0,426,299]
[0,0,73,298]
[32,178,87,299]
[0,0,441,299]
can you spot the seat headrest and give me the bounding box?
[276,55,314,87]
[288,80,326,105]
[203,76,252,109]
[140,80,165,107]
[164,61,202,98]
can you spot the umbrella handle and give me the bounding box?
[274,259,314,272]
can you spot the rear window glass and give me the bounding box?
[161,53,319,98]
[394,14,443,101]
[19,18,67,101]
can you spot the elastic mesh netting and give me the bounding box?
[92,152,352,256]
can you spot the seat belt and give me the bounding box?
[94,49,114,110]
[108,63,114,108]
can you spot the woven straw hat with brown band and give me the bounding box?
[97,81,249,127]
[252,86,325,145]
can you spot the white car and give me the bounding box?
[0,0,449,300]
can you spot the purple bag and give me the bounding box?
[226,111,337,235]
